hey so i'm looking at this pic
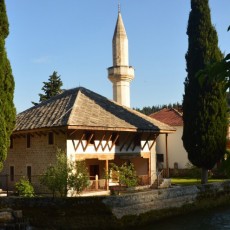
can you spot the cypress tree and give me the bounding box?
[182,0,228,183]
[0,0,16,169]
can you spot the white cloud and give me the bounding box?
[31,55,53,64]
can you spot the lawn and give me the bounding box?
[171,178,226,186]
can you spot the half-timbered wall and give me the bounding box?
[67,130,157,160]
[66,130,158,182]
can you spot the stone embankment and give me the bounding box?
[103,185,199,218]
[103,181,230,218]
[0,181,229,229]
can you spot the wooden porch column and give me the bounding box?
[105,160,109,191]
[165,133,169,178]
[148,156,151,185]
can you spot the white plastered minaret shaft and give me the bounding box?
[108,9,134,107]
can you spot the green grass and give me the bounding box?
[171,178,226,186]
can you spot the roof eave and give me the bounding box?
[11,125,176,135]
[12,126,67,135]
[67,125,176,133]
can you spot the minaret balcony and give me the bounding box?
[108,66,134,82]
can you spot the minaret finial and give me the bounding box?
[118,1,121,13]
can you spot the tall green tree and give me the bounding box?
[0,0,16,170]
[182,0,228,184]
[32,71,63,105]
[197,26,230,90]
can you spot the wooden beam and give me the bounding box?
[132,133,143,151]
[148,139,156,151]
[148,156,151,185]
[126,135,135,151]
[165,133,169,178]
[141,133,152,150]
[102,134,112,151]
[76,133,85,151]
[83,133,94,152]
[12,126,67,135]
[69,129,78,137]
[148,134,159,150]
[95,133,106,151]
[120,133,130,151]
[105,160,109,191]
[109,134,119,151]
[67,125,138,132]
[75,154,115,161]
[67,125,175,133]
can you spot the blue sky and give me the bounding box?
[4,0,230,113]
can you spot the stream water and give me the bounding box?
[21,206,230,229]
[140,206,230,230]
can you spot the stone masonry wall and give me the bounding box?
[1,131,66,192]
[0,181,229,221]
[103,181,230,218]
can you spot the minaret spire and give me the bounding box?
[107,8,135,107]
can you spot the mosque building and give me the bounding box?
[0,8,175,194]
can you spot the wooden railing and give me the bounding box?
[86,179,107,191]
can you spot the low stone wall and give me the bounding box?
[103,185,199,218]
[103,180,230,218]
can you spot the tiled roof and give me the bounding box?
[149,108,183,126]
[15,87,175,133]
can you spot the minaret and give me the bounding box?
[108,7,134,107]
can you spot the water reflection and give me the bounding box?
[141,207,230,230]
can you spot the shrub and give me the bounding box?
[15,178,34,197]
[110,162,138,188]
[40,149,69,197]
[212,150,230,179]
[185,162,201,179]
[40,149,90,197]
[68,160,90,195]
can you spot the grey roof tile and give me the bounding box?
[14,87,175,133]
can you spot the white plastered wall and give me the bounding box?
[156,127,189,169]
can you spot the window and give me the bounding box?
[10,136,13,149]
[157,153,164,163]
[27,134,31,148]
[10,166,14,182]
[48,132,54,145]
[27,166,32,182]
